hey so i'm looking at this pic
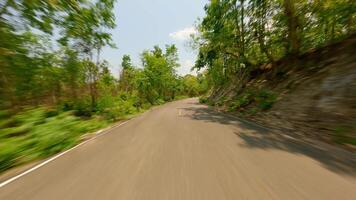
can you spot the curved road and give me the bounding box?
[1,98,355,199]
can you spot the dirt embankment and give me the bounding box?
[209,34,356,149]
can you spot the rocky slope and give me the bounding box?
[207,34,356,149]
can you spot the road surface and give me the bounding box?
[1,98,355,199]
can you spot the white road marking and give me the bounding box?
[0,120,131,188]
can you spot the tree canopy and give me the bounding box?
[194,0,355,89]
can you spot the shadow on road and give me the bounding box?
[183,105,356,177]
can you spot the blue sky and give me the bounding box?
[101,0,207,76]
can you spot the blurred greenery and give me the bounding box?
[226,89,276,114]
[0,0,208,173]
[0,108,110,172]
[194,0,355,147]
[193,0,355,105]
[333,125,356,146]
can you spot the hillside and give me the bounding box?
[203,34,356,148]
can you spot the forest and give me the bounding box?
[194,0,355,88]
[0,0,207,172]
[195,0,356,146]
[0,0,355,174]
[0,1,355,198]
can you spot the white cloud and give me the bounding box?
[178,59,196,76]
[169,27,197,41]
[183,59,194,68]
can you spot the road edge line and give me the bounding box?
[0,119,131,188]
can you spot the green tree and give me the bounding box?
[119,55,137,93]
[194,0,355,93]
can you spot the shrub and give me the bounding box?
[334,126,356,145]
[245,108,259,115]
[155,98,165,105]
[45,109,59,118]
[255,90,277,110]
[119,93,128,101]
[199,96,208,104]
[0,110,11,119]
[0,139,22,172]
[215,97,227,107]
[13,108,46,124]
[0,125,32,138]
[60,101,74,111]
[228,93,252,112]
[98,95,140,121]
[174,95,189,100]
[0,118,19,129]
[73,98,92,117]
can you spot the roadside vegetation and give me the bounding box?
[0,0,207,173]
[194,0,356,146]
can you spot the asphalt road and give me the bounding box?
[1,98,355,200]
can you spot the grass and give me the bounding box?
[333,125,356,146]
[199,96,209,104]
[0,94,179,174]
[0,108,113,173]
[227,89,277,114]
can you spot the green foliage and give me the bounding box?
[98,93,139,121]
[44,109,59,118]
[194,0,356,97]
[255,90,277,110]
[333,125,356,145]
[135,45,181,104]
[227,89,276,112]
[199,96,209,104]
[245,108,259,116]
[0,139,23,172]
[229,95,252,112]
[0,110,11,119]
[174,95,189,100]
[0,118,19,129]
[179,74,208,97]
[73,98,93,118]
[0,108,109,172]
[0,125,32,138]
[0,0,208,174]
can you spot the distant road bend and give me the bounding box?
[1,98,355,200]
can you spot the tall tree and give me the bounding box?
[283,0,301,55]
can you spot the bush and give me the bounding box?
[0,139,22,172]
[0,110,11,119]
[119,93,128,101]
[0,125,32,138]
[0,107,109,173]
[174,95,189,100]
[98,94,140,120]
[155,98,165,105]
[199,96,208,104]
[0,118,19,129]
[74,108,92,118]
[60,101,74,111]
[13,108,46,124]
[45,109,59,118]
[228,93,252,112]
[215,97,227,107]
[334,125,356,145]
[245,108,259,115]
[73,98,92,117]
[255,90,277,110]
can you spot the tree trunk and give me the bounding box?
[283,0,300,55]
[256,0,274,63]
[331,16,336,41]
[347,0,355,34]
[240,0,245,57]
[233,2,243,60]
